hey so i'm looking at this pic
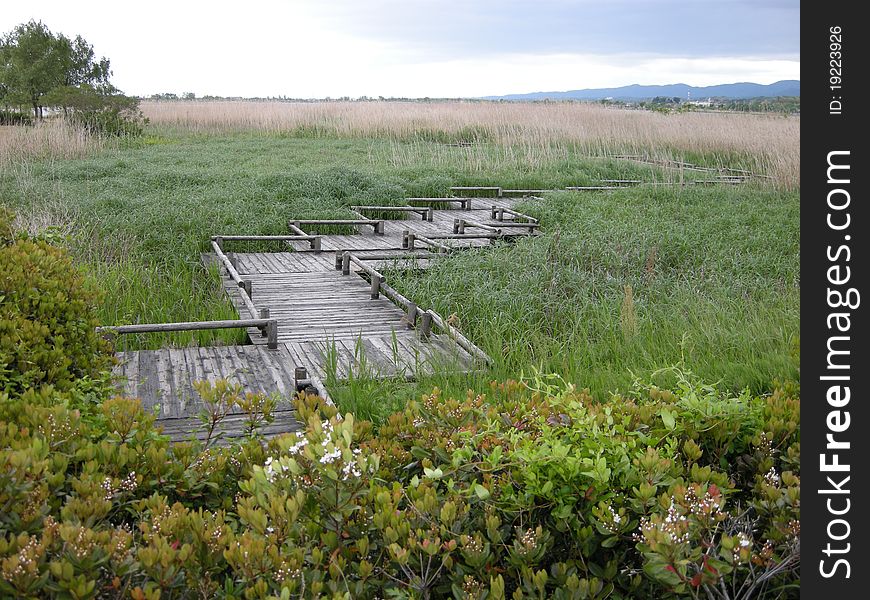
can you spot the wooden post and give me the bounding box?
[228,252,239,271]
[215,236,224,250]
[375,221,385,235]
[293,220,302,232]
[370,274,382,299]
[457,220,466,234]
[405,303,418,328]
[342,253,351,275]
[407,233,415,250]
[499,208,505,221]
[402,229,409,248]
[259,308,270,336]
[335,251,344,270]
[294,366,307,391]
[453,218,460,234]
[427,207,434,221]
[419,312,433,339]
[464,199,472,210]
[240,280,252,298]
[266,319,278,349]
[491,205,498,219]
[311,237,322,252]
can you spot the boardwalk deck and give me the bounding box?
[113,194,533,441]
[115,345,303,442]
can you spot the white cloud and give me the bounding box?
[1,1,799,98]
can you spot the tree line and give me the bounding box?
[0,20,144,135]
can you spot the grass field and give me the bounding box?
[0,102,799,421]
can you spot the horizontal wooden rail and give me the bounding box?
[406,197,472,210]
[565,186,623,191]
[449,186,502,197]
[490,205,539,224]
[500,189,551,196]
[215,232,321,252]
[352,205,433,221]
[291,219,385,234]
[455,219,502,234]
[98,318,279,349]
[427,233,502,240]
[408,233,452,253]
[212,234,316,242]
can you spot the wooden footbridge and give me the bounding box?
[106,191,540,442]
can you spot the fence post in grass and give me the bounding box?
[370,274,382,299]
[335,251,344,270]
[228,252,239,272]
[266,319,278,349]
[259,308,270,336]
[419,311,433,339]
[215,236,224,250]
[240,280,252,298]
[342,253,351,275]
[405,302,418,329]
[427,207,434,221]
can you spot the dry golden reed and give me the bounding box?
[142,100,800,187]
[0,119,107,168]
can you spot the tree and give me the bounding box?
[1,20,144,135]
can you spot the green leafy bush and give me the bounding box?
[0,234,800,598]
[0,233,111,394]
[0,372,800,598]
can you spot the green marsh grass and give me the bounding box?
[1,122,799,417]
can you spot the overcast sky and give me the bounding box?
[2,0,800,98]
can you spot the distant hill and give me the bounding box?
[485,80,800,101]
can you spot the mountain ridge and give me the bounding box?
[484,80,800,101]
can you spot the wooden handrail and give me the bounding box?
[425,310,492,366]
[98,318,279,349]
[490,205,539,224]
[211,234,316,242]
[211,240,259,319]
[411,235,452,253]
[290,218,385,235]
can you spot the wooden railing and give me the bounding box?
[98,318,279,349]
[352,205,434,221]
[335,251,492,366]
[290,219,385,235]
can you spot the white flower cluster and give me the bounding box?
[263,456,291,482]
[607,504,622,529]
[637,501,691,545]
[288,431,309,456]
[763,467,780,486]
[263,420,367,483]
[101,471,138,500]
[732,532,753,562]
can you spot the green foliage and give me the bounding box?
[1,19,143,136]
[45,84,147,137]
[0,234,111,394]
[0,368,801,598]
[1,20,109,118]
[0,249,800,597]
